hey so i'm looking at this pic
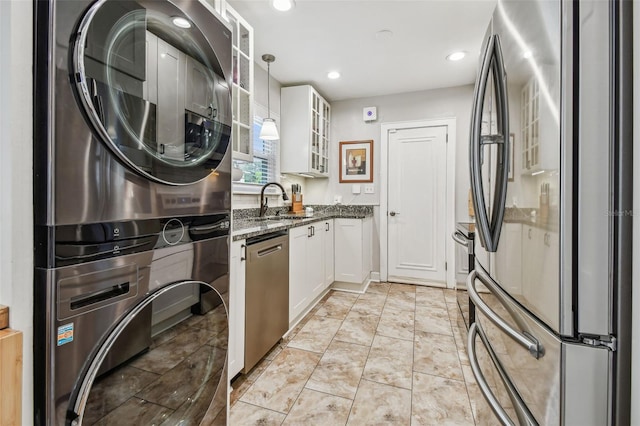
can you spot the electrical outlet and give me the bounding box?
[352,184,361,194]
[364,185,374,194]
[334,195,342,204]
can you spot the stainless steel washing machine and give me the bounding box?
[34,0,233,424]
[35,213,231,425]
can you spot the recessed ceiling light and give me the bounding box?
[446,51,466,61]
[327,71,341,79]
[272,0,295,12]
[172,17,191,29]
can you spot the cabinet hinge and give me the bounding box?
[446,134,449,143]
[445,262,448,271]
[581,335,617,351]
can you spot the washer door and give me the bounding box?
[67,281,228,425]
[72,0,232,185]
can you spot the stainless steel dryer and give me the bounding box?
[33,0,233,424]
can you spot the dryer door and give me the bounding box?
[72,0,232,185]
[66,281,228,426]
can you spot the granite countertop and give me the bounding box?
[232,205,373,241]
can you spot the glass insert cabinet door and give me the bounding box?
[72,0,232,185]
[224,4,254,162]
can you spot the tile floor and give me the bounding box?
[229,282,499,425]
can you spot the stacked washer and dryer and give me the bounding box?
[33,1,233,424]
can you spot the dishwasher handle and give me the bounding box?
[257,244,283,257]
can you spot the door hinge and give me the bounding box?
[446,133,449,143]
[445,262,448,271]
[581,335,617,351]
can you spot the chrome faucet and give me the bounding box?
[259,182,289,217]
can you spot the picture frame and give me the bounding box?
[339,140,373,183]
[508,133,515,182]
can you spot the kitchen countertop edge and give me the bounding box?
[232,213,371,241]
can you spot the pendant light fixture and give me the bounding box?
[259,54,279,140]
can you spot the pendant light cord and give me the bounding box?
[267,61,271,119]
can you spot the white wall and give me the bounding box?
[305,85,476,271]
[0,1,34,423]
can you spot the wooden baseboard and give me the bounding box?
[0,329,22,426]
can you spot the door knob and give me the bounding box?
[389,211,399,216]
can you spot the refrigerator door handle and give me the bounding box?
[469,34,510,252]
[467,269,544,359]
[468,322,539,426]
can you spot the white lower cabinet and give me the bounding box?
[228,239,246,379]
[323,219,335,287]
[289,224,324,323]
[334,218,372,285]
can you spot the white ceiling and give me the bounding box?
[226,0,497,102]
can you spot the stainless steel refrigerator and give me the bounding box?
[466,0,632,424]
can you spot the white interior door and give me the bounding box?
[387,125,447,284]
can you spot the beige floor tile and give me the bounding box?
[363,334,413,389]
[351,292,387,315]
[413,330,464,381]
[283,389,352,425]
[315,291,359,319]
[376,305,415,341]
[415,286,447,309]
[305,340,370,399]
[388,283,417,294]
[287,316,343,353]
[452,326,470,365]
[229,401,286,425]
[240,347,321,413]
[347,379,411,425]
[414,305,453,336]
[334,310,380,346]
[367,281,391,295]
[443,288,458,304]
[411,372,474,425]
[384,289,416,311]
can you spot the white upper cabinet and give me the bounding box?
[224,4,254,162]
[185,56,216,119]
[280,85,330,177]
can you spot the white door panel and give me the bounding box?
[388,126,447,284]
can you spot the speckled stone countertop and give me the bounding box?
[232,205,373,241]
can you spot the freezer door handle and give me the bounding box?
[467,269,544,359]
[469,34,510,252]
[468,322,539,426]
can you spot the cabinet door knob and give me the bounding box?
[389,211,399,217]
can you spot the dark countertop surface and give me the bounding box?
[232,212,371,241]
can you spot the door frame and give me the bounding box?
[380,118,456,288]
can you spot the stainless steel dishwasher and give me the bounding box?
[244,230,289,372]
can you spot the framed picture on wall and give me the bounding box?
[339,140,373,183]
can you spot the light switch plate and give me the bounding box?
[352,184,361,194]
[364,185,374,194]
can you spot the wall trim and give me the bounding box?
[380,117,457,289]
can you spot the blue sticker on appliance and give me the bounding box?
[57,323,74,346]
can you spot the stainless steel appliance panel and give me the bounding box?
[562,341,610,426]
[476,0,563,334]
[469,268,561,424]
[38,0,233,227]
[576,0,612,336]
[244,232,289,372]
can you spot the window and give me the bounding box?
[232,103,280,192]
